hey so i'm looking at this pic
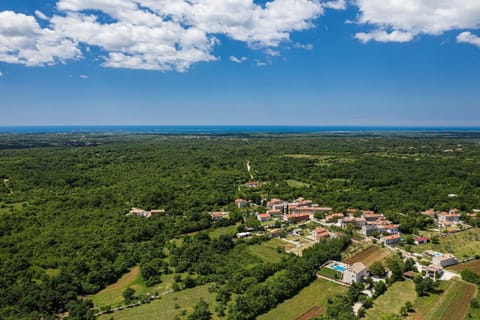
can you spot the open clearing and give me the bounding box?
[98,284,218,320]
[249,244,283,263]
[209,224,238,239]
[409,280,477,320]
[92,266,146,308]
[365,281,417,320]
[448,259,480,274]
[344,246,391,267]
[92,267,176,308]
[258,279,347,320]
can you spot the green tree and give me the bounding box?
[369,261,386,277]
[188,299,212,320]
[122,287,136,304]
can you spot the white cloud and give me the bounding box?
[80,74,88,78]
[293,42,314,50]
[0,0,335,71]
[35,10,49,20]
[0,71,3,77]
[353,0,480,43]
[229,56,247,63]
[355,30,414,43]
[0,11,80,66]
[457,31,480,48]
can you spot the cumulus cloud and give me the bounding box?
[355,30,413,43]
[229,56,248,63]
[0,0,334,71]
[353,0,480,44]
[0,71,3,77]
[457,31,480,48]
[0,11,80,66]
[80,74,88,78]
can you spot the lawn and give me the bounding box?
[257,279,347,320]
[365,281,417,320]
[409,280,477,320]
[344,245,391,267]
[411,229,480,259]
[249,244,283,263]
[263,238,288,249]
[209,224,238,239]
[448,259,480,274]
[317,268,342,280]
[98,284,219,320]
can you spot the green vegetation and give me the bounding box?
[318,268,342,280]
[412,229,480,259]
[209,225,238,239]
[98,284,218,320]
[411,280,477,320]
[258,279,347,320]
[248,244,283,263]
[365,281,417,320]
[1,133,480,319]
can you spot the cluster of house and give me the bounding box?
[127,207,166,218]
[209,211,230,220]
[264,197,333,223]
[422,208,477,229]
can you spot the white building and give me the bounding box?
[343,262,368,284]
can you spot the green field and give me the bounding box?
[209,225,238,239]
[409,280,477,320]
[92,267,177,308]
[365,281,417,320]
[98,284,218,320]
[258,279,347,320]
[287,179,311,188]
[412,229,480,259]
[249,244,283,263]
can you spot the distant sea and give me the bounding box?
[0,125,479,134]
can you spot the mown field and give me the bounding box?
[365,281,417,320]
[257,279,347,320]
[98,284,219,320]
[92,267,177,308]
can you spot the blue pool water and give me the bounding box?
[330,264,347,272]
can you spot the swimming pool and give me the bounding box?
[330,264,347,272]
[434,252,442,257]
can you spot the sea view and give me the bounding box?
[1,125,480,134]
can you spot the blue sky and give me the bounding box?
[1,0,480,126]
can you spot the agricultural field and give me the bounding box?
[447,259,480,274]
[409,280,477,320]
[412,229,480,259]
[257,279,347,320]
[98,284,218,320]
[366,281,417,320]
[344,245,391,267]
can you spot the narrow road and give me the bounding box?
[246,161,254,179]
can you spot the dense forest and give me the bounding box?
[1,132,480,319]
